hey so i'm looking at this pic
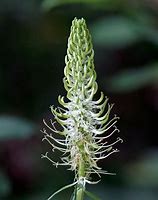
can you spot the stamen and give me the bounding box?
[94,149,119,160]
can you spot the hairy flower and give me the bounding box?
[42,17,122,199]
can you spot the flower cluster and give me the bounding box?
[41,18,122,199]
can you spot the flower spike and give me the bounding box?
[42,17,122,200]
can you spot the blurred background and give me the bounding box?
[0,0,158,199]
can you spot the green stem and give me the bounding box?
[76,158,85,200]
[76,186,84,200]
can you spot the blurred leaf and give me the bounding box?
[41,0,59,10]
[104,64,158,92]
[85,190,101,200]
[0,171,11,197]
[125,151,158,187]
[131,12,158,45]
[0,116,36,140]
[41,0,118,11]
[90,16,158,48]
[140,26,158,45]
[90,17,141,48]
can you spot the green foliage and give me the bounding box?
[41,0,124,11]
[90,16,158,48]
[125,152,158,187]
[42,0,99,11]
[90,17,141,48]
[0,116,36,140]
[104,63,158,92]
[84,190,101,200]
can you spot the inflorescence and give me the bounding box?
[41,17,123,199]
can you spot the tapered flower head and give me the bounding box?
[42,17,122,199]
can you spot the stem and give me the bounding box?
[76,158,85,200]
[76,186,84,200]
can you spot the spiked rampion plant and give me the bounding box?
[41,18,122,200]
